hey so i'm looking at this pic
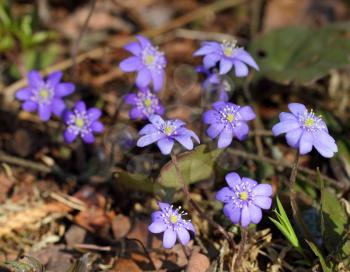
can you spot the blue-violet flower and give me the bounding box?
[137,115,200,155]
[16,70,75,121]
[124,87,164,120]
[216,172,272,227]
[193,40,259,77]
[119,35,166,92]
[203,101,256,148]
[272,103,338,158]
[64,101,104,144]
[148,202,195,248]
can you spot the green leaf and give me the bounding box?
[250,24,350,84]
[305,240,331,272]
[157,145,223,188]
[114,170,155,193]
[320,184,350,261]
[269,197,301,251]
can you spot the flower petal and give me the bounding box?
[272,120,300,136]
[87,108,102,121]
[124,41,142,55]
[238,106,256,121]
[129,107,143,119]
[157,138,175,155]
[136,35,151,48]
[233,122,249,141]
[218,127,233,148]
[228,206,241,224]
[137,133,165,147]
[136,68,152,87]
[203,110,219,124]
[288,103,307,116]
[253,196,272,209]
[163,229,177,248]
[47,71,63,86]
[16,88,32,100]
[174,135,193,150]
[151,211,163,221]
[149,114,165,127]
[64,130,78,143]
[39,104,52,121]
[22,101,37,112]
[177,227,190,245]
[248,204,262,224]
[158,202,170,212]
[206,123,225,139]
[279,112,297,122]
[151,70,164,92]
[119,56,142,72]
[235,49,259,70]
[242,177,257,187]
[91,121,104,133]
[253,184,272,197]
[225,172,242,188]
[299,131,313,155]
[241,205,250,227]
[219,59,233,74]
[203,53,220,68]
[216,187,234,203]
[233,60,248,77]
[139,124,158,135]
[193,43,219,56]
[285,128,302,148]
[55,83,75,97]
[27,70,43,87]
[124,94,138,105]
[82,132,95,144]
[52,98,66,117]
[148,221,167,233]
[75,101,86,112]
[313,131,338,158]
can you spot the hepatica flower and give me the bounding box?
[193,40,259,77]
[124,88,164,120]
[203,102,255,148]
[216,172,272,227]
[64,101,104,144]
[148,202,195,248]
[197,66,231,101]
[272,103,338,158]
[119,35,166,92]
[137,115,200,155]
[16,70,75,121]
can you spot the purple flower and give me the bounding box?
[197,66,231,101]
[203,102,256,148]
[64,101,104,144]
[124,87,164,120]
[137,115,200,155]
[216,172,272,227]
[15,70,75,121]
[148,202,195,248]
[272,103,338,158]
[119,35,166,92]
[193,40,259,77]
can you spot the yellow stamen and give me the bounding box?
[169,214,178,224]
[39,89,49,99]
[164,126,173,135]
[240,191,248,201]
[143,98,152,107]
[304,118,315,127]
[224,47,232,57]
[145,54,155,65]
[75,118,84,128]
[226,113,234,122]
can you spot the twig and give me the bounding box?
[170,153,236,249]
[71,0,97,77]
[2,0,247,103]
[74,244,112,252]
[233,228,248,271]
[125,238,157,271]
[0,151,51,173]
[226,149,345,190]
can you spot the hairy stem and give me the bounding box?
[233,228,248,271]
[170,153,236,249]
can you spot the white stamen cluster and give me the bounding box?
[32,84,54,105]
[298,109,326,132]
[230,180,254,208]
[160,121,178,136]
[160,205,191,231]
[67,109,92,137]
[221,40,238,57]
[218,105,242,126]
[142,45,166,71]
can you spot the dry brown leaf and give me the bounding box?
[186,252,210,272]
[112,258,142,272]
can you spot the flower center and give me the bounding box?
[169,214,178,224]
[222,40,237,57]
[143,98,152,107]
[164,125,173,136]
[226,113,234,122]
[304,118,315,127]
[75,118,85,128]
[39,89,49,99]
[144,54,155,65]
[224,47,233,57]
[239,191,248,201]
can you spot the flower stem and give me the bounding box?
[289,150,316,245]
[232,228,248,271]
[170,153,236,249]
